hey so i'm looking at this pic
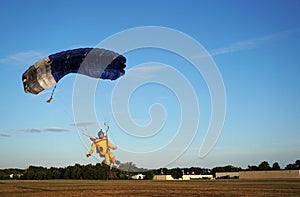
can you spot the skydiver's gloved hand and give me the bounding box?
[86,153,91,158]
[90,137,96,141]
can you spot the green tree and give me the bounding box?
[190,167,200,175]
[23,166,47,180]
[71,164,82,179]
[160,168,170,175]
[35,169,48,180]
[285,164,294,170]
[170,168,183,179]
[295,160,300,169]
[144,170,154,180]
[116,169,129,180]
[285,159,300,170]
[0,171,9,179]
[247,165,258,171]
[258,161,271,171]
[52,168,62,179]
[211,166,224,174]
[94,163,111,180]
[82,164,96,179]
[63,166,72,179]
[223,165,241,172]
[23,169,34,180]
[272,162,281,170]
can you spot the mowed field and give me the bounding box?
[1,179,300,196]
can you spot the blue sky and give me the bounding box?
[0,0,299,169]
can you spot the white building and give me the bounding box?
[9,173,23,179]
[131,173,146,179]
[153,174,213,180]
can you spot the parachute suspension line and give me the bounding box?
[104,121,109,153]
[82,128,94,139]
[46,84,57,103]
[104,121,109,135]
[104,121,113,171]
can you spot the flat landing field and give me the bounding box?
[1,179,300,196]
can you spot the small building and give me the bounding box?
[153,174,213,180]
[153,175,174,180]
[182,175,213,180]
[239,170,300,179]
[131,173,145,180]
[9,173,23,179]
[215,172,239,179]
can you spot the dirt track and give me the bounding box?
[1,179,300,196]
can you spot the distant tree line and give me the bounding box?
[0,162,123,180]
[0,159,299,180]
[246,160,300,171]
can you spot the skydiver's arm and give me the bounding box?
[108,140,117,150]
[89,136,96,141]
[105,126,109,137]
[86,143,96,157]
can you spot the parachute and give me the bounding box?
[22,48,126,95]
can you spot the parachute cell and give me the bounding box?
[22,48,126,95]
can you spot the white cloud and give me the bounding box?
[17,127,71,133]
[121,64,170,84]
[0,50,45,66]
[0,133,10,137]
[129,64,167,80]
[70,121,98,127]
[196,28,300,58]
[209,40,256,56]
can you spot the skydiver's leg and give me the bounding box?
[106,153,114,170]
[108,151,118,169]
[109,152,116,164]
[104,153,111,166]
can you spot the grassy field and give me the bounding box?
[0,179,300,196]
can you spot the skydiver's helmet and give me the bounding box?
[98,129,104,138]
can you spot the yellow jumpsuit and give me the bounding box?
[88,137,115,165]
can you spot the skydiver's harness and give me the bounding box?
[92,138,109,157]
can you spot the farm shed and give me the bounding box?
[215,172,239,179]
[153,175,174,180]
[239,170,300,179]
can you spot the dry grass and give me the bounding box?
[0,179,300,196]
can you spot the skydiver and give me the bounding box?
[86,128,117,170]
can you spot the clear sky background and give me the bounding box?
[0,0,299,169]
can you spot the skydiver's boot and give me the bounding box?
[114,163,120,169]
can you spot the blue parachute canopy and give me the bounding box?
[22,48,126,95]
